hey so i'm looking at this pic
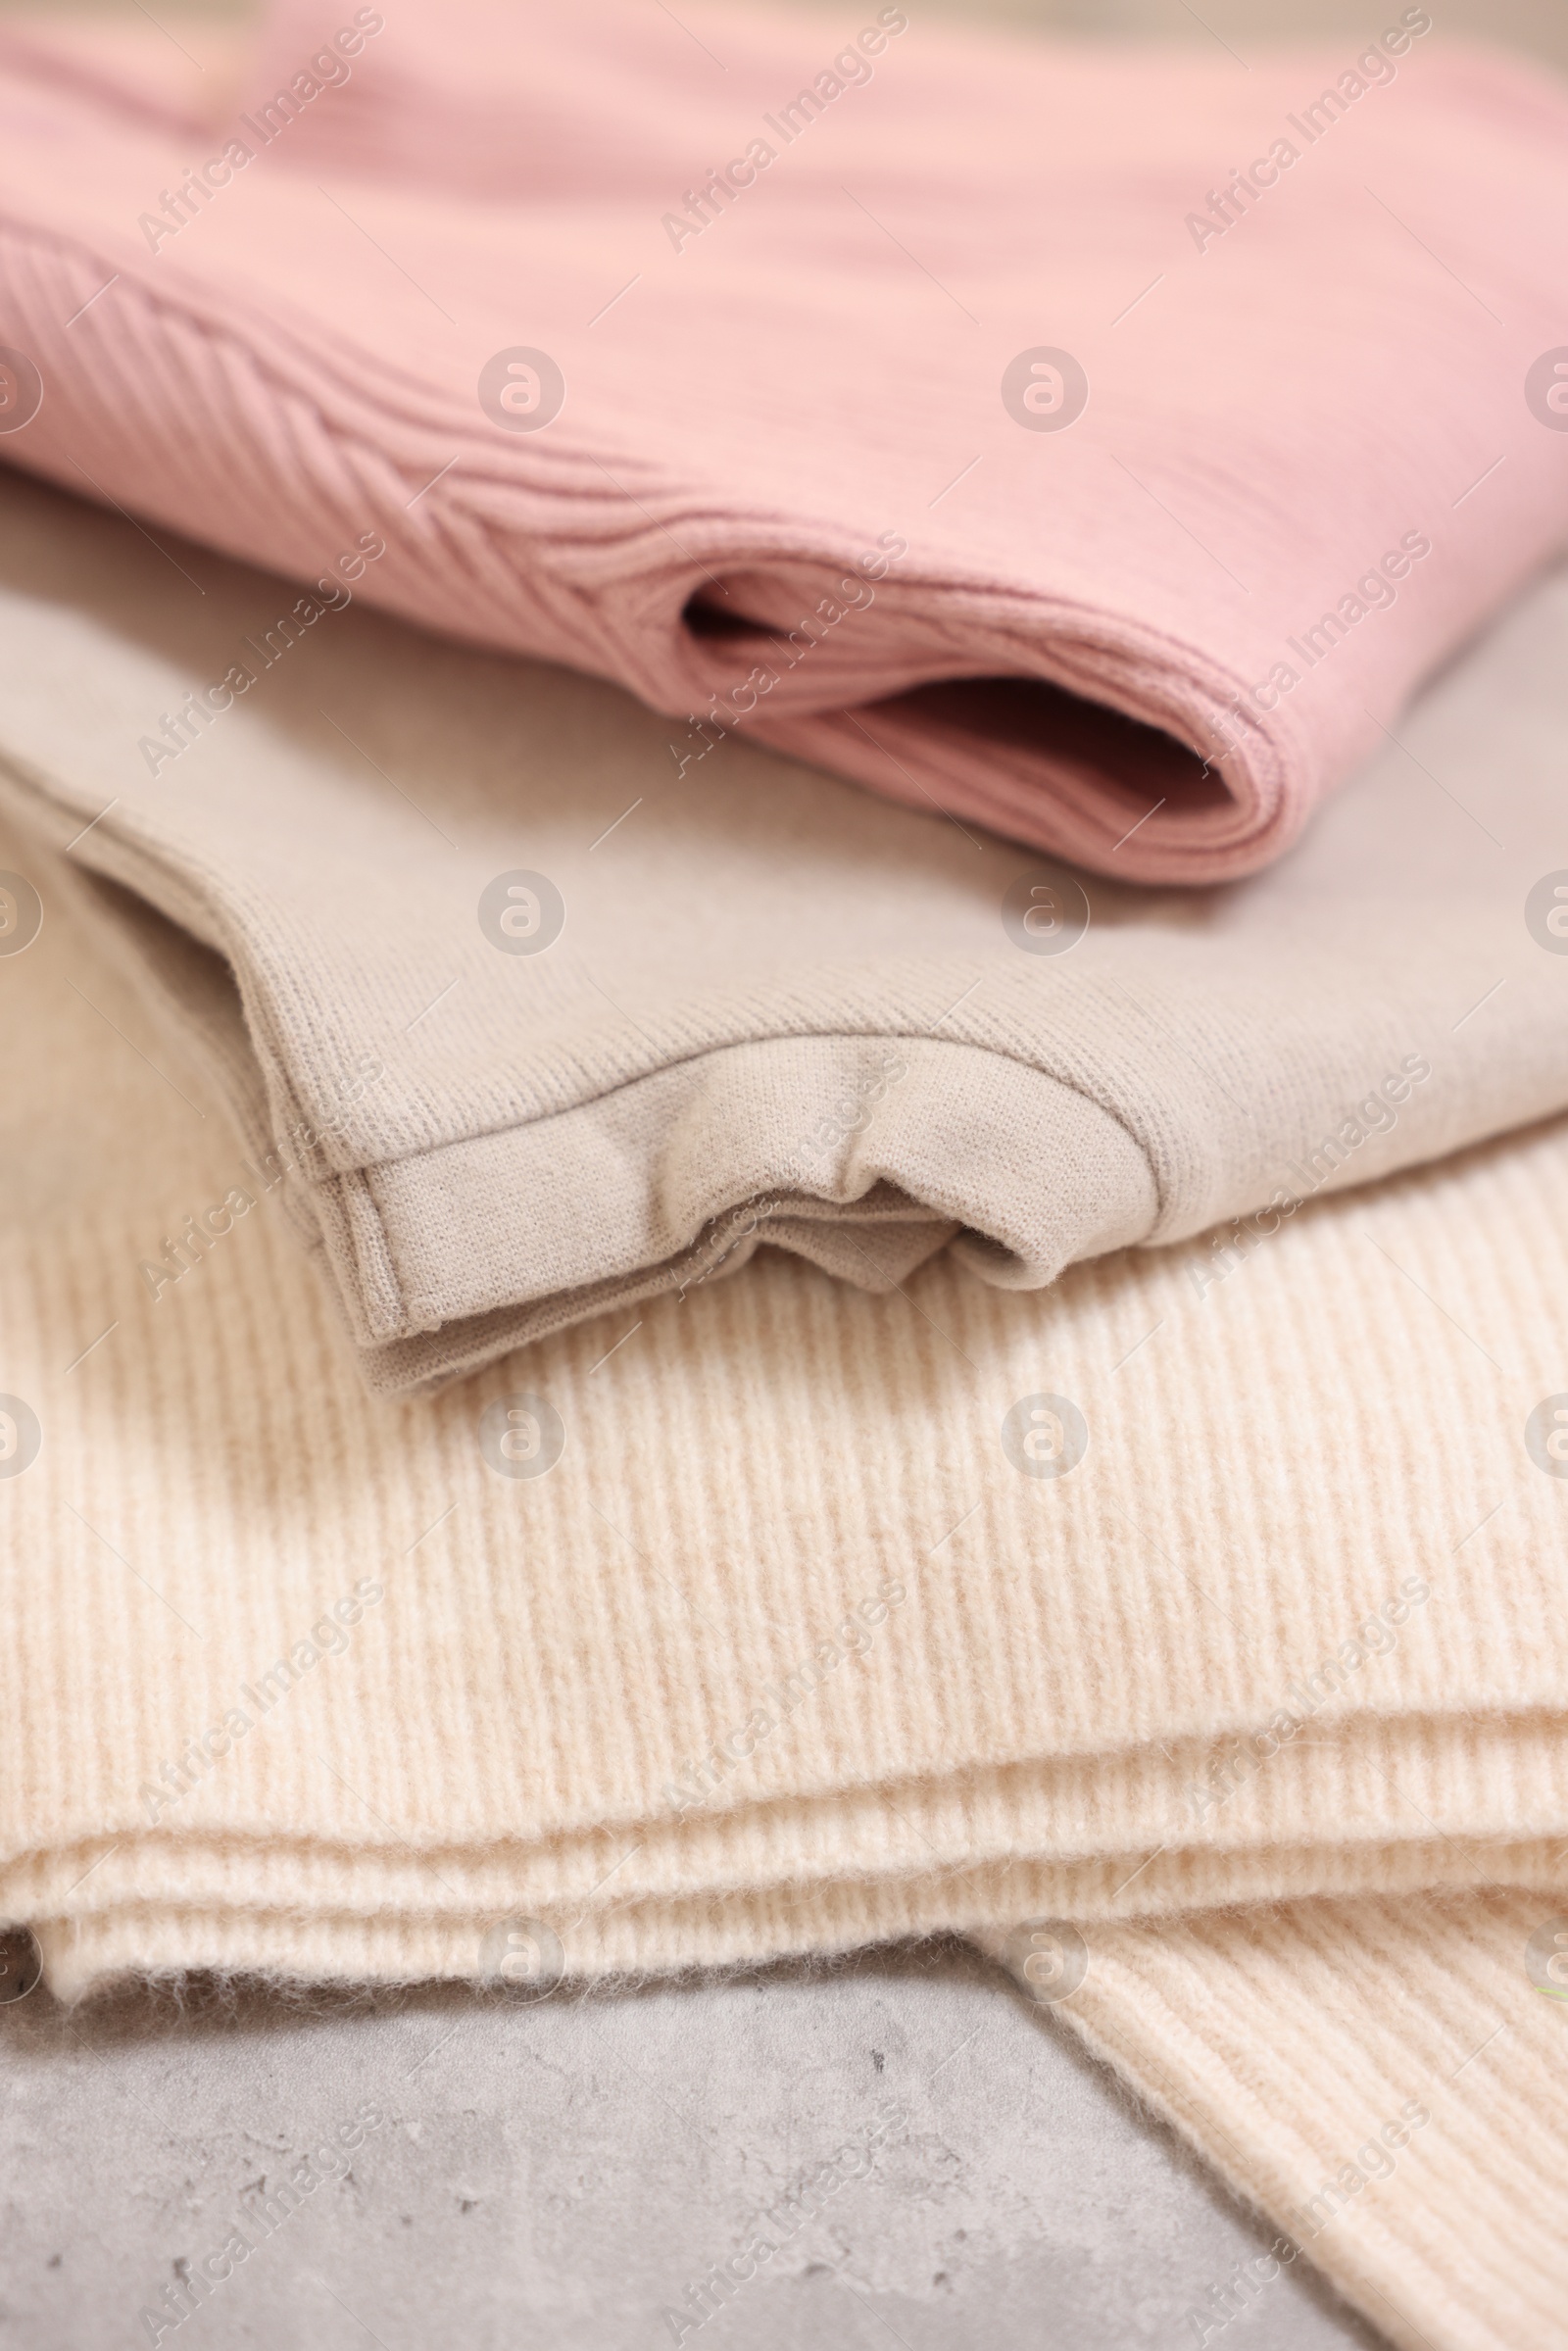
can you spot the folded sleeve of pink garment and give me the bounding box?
[1,0,1566,880]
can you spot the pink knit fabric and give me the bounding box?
[1,1,1566,879]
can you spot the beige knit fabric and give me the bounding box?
[3,466,1567,1391]
[4,809,1567,2349]
[980,1892,1568,2351]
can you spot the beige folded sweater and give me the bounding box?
[3,814,1565,2351]
[3,466,1567,1392]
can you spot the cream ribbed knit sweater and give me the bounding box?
[3,819,1566,2351]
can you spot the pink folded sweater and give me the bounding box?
[1,0,1566,879]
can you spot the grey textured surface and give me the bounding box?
[0,1938,1384,2350]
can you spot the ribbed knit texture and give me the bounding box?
[4,1,1568,878]
[5,463,1568,1391]
[980,1890,1568,2351]
[3,816,1567,2349]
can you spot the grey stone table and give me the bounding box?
[0,1937,1385,2350]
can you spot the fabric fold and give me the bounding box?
[4,19,1567,2346]
[981,1891,1568,2351]
[2,0,1567,877]
[8,808,1568,2345]
[5,798,1568,2347]
[2,466,1568,1388]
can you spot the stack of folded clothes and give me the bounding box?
[1,3,1566,2344]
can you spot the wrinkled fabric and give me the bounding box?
[3,467,1567,1386]
[5,811,1568,2351]
[1,1,1566,877]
